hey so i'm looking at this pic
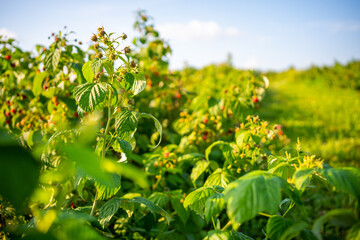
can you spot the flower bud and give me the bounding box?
[91,34,97,42]
[124,46,131,54]
[99,30,106,37]
[120,33,127,40]
[96,52,103,59]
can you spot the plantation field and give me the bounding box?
[0,11,360,240]
[256,69,360,167]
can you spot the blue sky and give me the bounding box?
[1,0,360,71]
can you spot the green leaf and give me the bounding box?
[312,209,356,240]
[119,200,135,217]
[115,110,139,142]
[124,72,135,92]
[131,72,146,95]
[204,168,235,188]
[139,113,162,148]
[82,62,94,83]
[205,193,225,223]
[170,195,189,224]
[191,160,210,184]
[268,162,296,181]
[205,141,226,161]
[235,131,251,147]
[0,143,40,209]
[205,230,254,240]
[95,174,121,200]
[98,197,121,226]
[279,221,308,240]
[91,59,102,73]
[148,192,170,208]
[73,82,109,112]
[103,60,113,76]
[347,222,360,240]
[293,168,315,191]
[54,218,108,240]
[52,49,61,70]
[33,72,50,96]
[61,145,118,188]
[183,187,216,218]
[115,137,132,156]
[266,216,292,240]
[128,197,171,224]
[224,171,283,224]
[44,49,61,71]
[70,63,85,84]
[62,144,148,189]
[102,159,149,189]
[321,167,360,199]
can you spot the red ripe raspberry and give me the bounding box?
[5,119,10,124]
[202,135,207,141]
[278,131,283,136]
[252,96,259,103]
[10,63,15,68]
[5,112,11,117]
[164,152,170,158]
[203,118,208,124]
[5,55,11,60]
[10,109,16,114]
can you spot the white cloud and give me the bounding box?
[0,28,18,39]
[158,20,242,42]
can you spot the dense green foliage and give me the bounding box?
[0,11,359,240]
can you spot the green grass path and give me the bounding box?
[255,72,360,167]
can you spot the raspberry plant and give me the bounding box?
[0,11,359,240]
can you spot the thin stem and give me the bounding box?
[101,95,113,159]
[283,201,295,217]
[90,191,98,216]
[153,175,162,190]
[221,220,232,231]
[211,217,217,230]
[259,212,272,218]
[92,92,113,216]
